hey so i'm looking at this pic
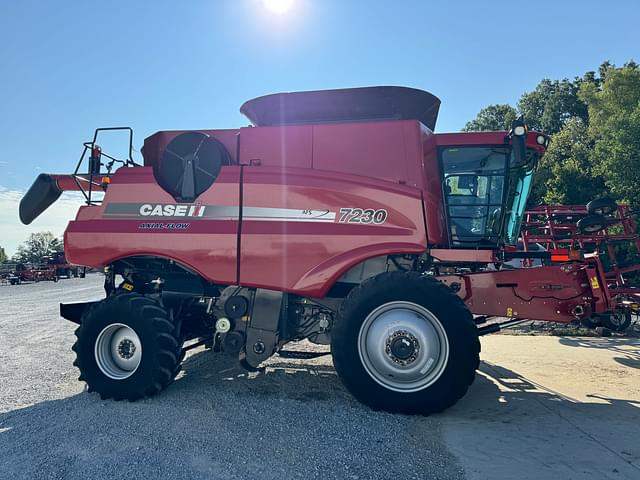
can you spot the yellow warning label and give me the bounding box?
[122,283,134,291]
[506,307,513,317]
[590,277,600,290]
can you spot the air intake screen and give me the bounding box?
[154,132,231,202]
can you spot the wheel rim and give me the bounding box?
[609,313,629,329]
[94,323,142,380]
[357,301,450,393]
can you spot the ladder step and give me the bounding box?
[277,350,330,360]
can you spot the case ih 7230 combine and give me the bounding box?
[19,87,636,414]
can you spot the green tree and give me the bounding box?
[464,61,618,210]
[12,232,63,264]
[517,76,593,135]
[463,104,517,131]
[530,117,606,205]
[580,61,640,207]
[0,246,7,264]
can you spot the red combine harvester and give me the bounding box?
[18,86,633,414]
[519,201,640,331]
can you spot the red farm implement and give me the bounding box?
[519,199,640,331]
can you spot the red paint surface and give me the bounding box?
[65,166,241,285]
[61,119,550,298]
[239,166,427,296]
[439,264,592,323]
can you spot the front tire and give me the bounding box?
[72,293,183,400]
[331,271,480,415]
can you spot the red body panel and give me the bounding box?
[438,264,593,323]
[421,127,448,245]
[65,163,427,296]
[239,166,427,296]
[65,167,241,285]
[239,125,313,169]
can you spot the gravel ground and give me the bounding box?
[2,277,639,480]
[0,276,463,480]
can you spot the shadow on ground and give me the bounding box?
[558,337,640,369]
[442,357,640,479]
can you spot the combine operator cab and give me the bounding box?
[440,121,543,248]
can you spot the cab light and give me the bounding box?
[513,125,527,136]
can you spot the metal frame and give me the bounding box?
[520,203,640,311]
[71,127,139,205]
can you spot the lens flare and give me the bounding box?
[263,0,294,15]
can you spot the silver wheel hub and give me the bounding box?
[358,301,450,393]
[95,323,142,380]
[385,330,420,366]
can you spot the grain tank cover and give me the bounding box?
[240,86,441,130]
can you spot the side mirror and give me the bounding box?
[509,115,527,166]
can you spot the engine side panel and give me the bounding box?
[239,166,427,297]
[65,166,241,284]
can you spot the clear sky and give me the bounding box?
[0,0,638,254]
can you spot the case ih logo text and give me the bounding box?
[139,204,206,217]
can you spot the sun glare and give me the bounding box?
[263,0,294,15]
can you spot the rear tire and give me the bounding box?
[600,313,632,332]
[72,293,183,401]
[331,271,480,415]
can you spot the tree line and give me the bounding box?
[463,60,640,209]
[0,232,63,265]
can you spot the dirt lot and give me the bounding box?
[1,277,639,479]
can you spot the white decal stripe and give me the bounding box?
[242,217,336,223]
[243,207,336,221]
[102,203,338,222]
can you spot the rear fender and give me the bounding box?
[60,301,98,324]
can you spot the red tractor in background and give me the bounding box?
[13,263,58,283]
[18,86,635,414]
[45,251,84,278]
